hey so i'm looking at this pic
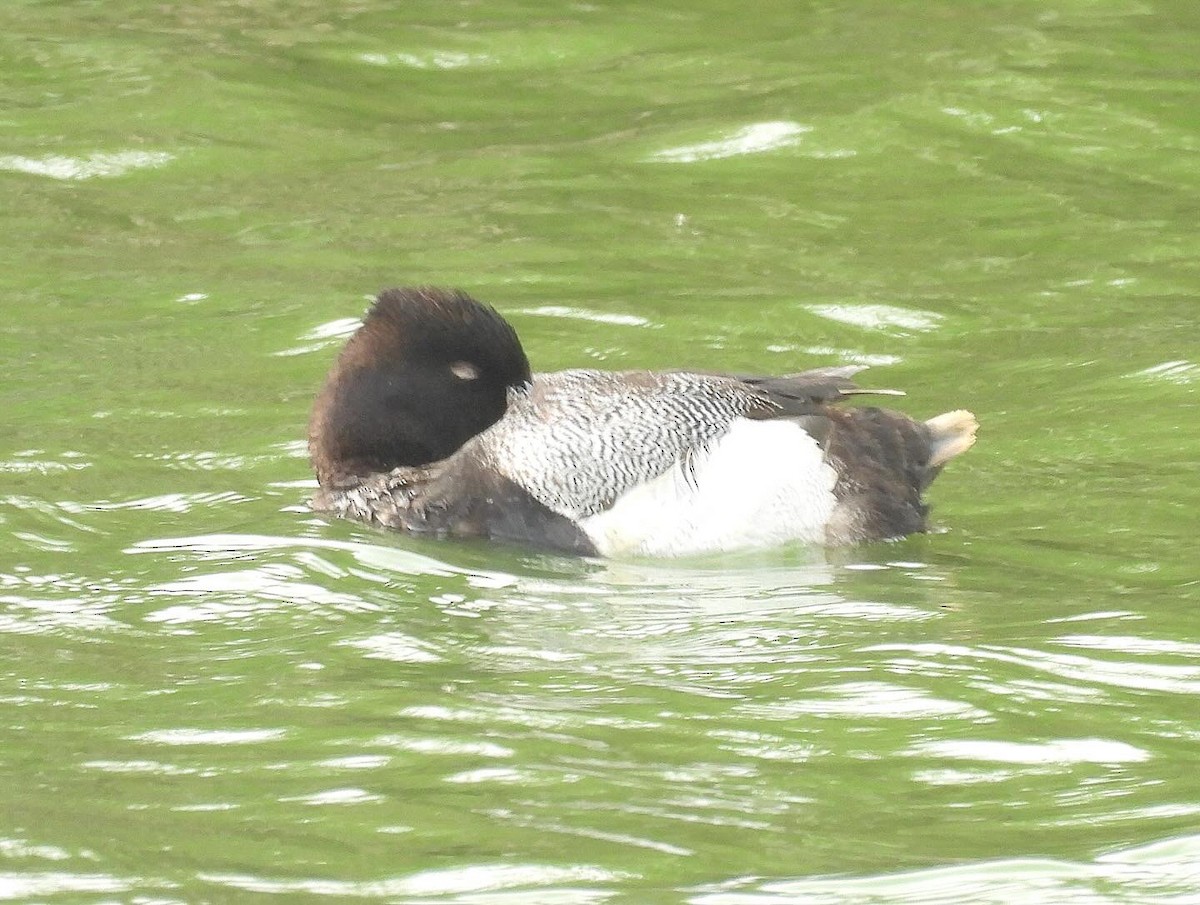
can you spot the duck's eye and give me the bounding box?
[449,361,482,381]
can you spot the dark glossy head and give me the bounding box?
[309,287,532,487]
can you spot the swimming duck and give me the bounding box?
[308,287,977,557]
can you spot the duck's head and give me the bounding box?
[309,287,531,487]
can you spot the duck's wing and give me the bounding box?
[734,366,905,417]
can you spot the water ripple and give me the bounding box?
[143,565,371,625]
[865,642,1200,696]
[0,150,173,180]
[0,872,129,899]
[514,306,659,328]
[690,833,1200,904]
[339,632,443,663]
[805,303,944,333]
[200,864,627,899]
[279,788,382,806]
[908,737,1151,766]
[129,728,286,746]
[650,122,810,162]
[749,681,987,720]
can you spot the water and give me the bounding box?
[3,1,1199,902]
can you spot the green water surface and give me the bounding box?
[2,1,1199,902]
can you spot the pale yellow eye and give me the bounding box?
[450,361,481,380]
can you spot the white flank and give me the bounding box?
[579,419,837,557]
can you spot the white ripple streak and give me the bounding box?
[0,150,174,180]
[201,864,625,897]
[807,303,944,332]
[650,122,810,162]
[909,737,1150,765]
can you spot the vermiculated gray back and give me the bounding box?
[478,369,766,518]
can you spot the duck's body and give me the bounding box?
[309,288,977,557]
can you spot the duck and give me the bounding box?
[308,287,977,557]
